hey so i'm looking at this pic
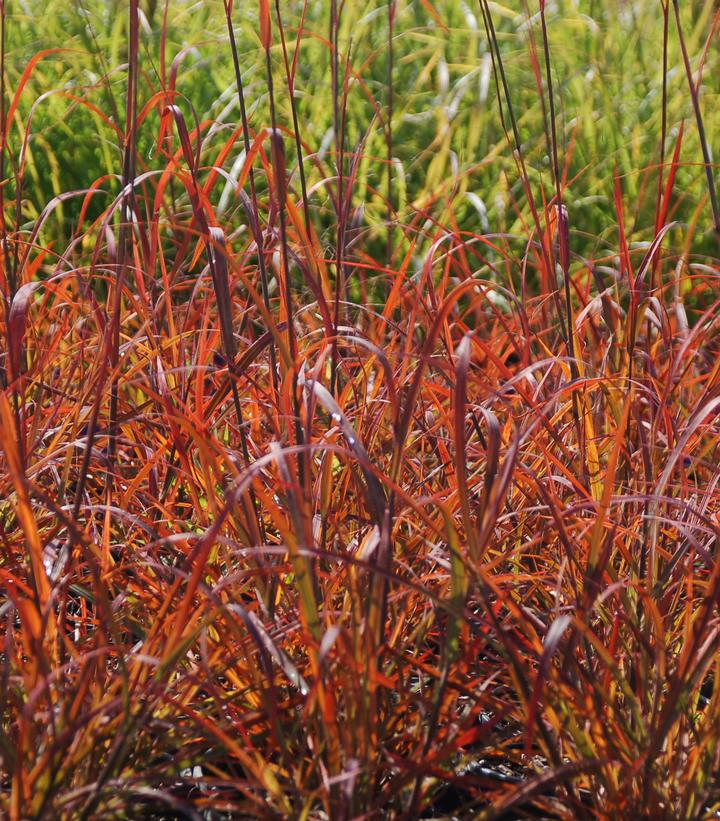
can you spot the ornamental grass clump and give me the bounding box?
[1,0,720,818]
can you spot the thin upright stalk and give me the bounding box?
[1,0,11,394]
[0,0,11,302]
[329,0,343,397]
[655,1,670,237]
[386,0,395,267]
[106,0,139,504]
[274,0,312,235]
[539,2,575,371]
[536,2,587,492]
[672,0,720,238]
[478,0,563,341]
[266,84,296,368]
[261,1,305,485]
[224,0,280,406]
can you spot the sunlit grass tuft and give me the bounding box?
[1,1,720,818]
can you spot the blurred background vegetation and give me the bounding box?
[6,0,720,271]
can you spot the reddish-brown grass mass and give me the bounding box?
[2,0,720,818]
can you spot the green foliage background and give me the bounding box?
[7,0,719,262]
